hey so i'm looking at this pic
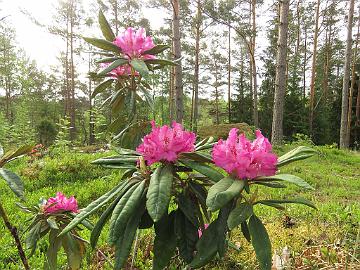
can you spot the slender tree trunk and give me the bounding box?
[355,74,360,143]
[239,50,244,121]
[346,5,360,146]
[303,25,307,100]
[309,0,320,136]
[227,23,231,123]
[271,0,290,145]
[251,0,258,127]
[88,51,95,145]
[193,0,201,132]
[214,60,220,125]
[69,0,76,141]
[65,8,70,119]
[172,0,183,123]
[0,202,30,270]
[340,0,355,149]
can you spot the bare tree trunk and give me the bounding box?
[227,23,231,123]
[172,0,183,123]
[309,0,320,136]
[340,0,355,149]
[69,0,76,141]
[65,7,70,119]
[346,4,360,146]
[271,0,290,145]
[214,60,220,125]
[88,51,95,145]
[303,25,307,100]
[193,0,201,132]
[251,0,258,127]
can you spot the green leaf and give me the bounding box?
[90,196,120,249]
[83,37,121,53]
[178,193,199,228]
[62,232,84,270]
[256,174,314,190]
[206,177,244,212]
[180,159,223,182]
[139,210,154,229]
[98,10,115,41]
[0,145,3,157]
[175,209,198,263]
[47,217,59,230]
[143,44,170,55]
[1,145,33,165]
[255,198,317,209]
[190,221,218,268]
[145,59,178,66]
[0,168,24,199]
[216,203,232,257]
[253,181,287,188]
[114,199,145,270]
[249,215,272,270]
[109,181,145,244]
[227,202,253,230]
[153,212,177,270]
[92,79,114,98]
[277,146,317,167]
[130,58,149,76]
[44,230,62,270]
[241,221,251,242]
[256,201,285,210]
[26,221,42,256]
[60,181,129,236]
[95,57,121,64]
[146,163,174,222]
[97,58,129,76]
[179,152,213,163]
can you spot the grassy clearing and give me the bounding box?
[0,145,359,269]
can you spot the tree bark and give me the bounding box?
[309,0,320,136]
[69,0,76,141]
[227,23,231,123]
[271,0,290,145]
[192,0,201,132]
[340,0,355,149]
[251,0,258,127]
[214,60,220,125]
[172,0,183,123]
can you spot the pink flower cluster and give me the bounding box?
[136,121,196,165]
[101,63,138,77]
[114,27,155,60]
[198,224,209,238]
[43,192,78,214]
[212,129,277,180]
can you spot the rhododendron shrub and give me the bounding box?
[85,11,178,144]
[20,192,90,270]
[60,121,317,270]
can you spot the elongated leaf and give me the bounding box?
[175,209,198,263]
[216,203,232,257]
[145,59,178,66]
[255,198,316,209]
[83,37,121,53]
[62,232,84,270]
[110,181,145,244]
[60,181,129,236]
[1,145,33,164]
[206,177,244,212]
[256,201,285,210]
[92,79,114,98]
[114,199,145,270]
[227,202,253,230]
[179,152,213,163]
[179,194,199,228]
[249,215,272,270]
[143,44,170,55]
[146,163,174,222]
[139,210,153,229]
[180,159,223,182]
[0,168,24,198]
[153,212,177,270]
[190,221,218,268]
[91,157,139,165]
[95,57,121,64]
[26,221,42,256]
[253,181,287,188]
[241,221,251,242]
[130,59,149,76]
[98,10,115,41]
[44,229,62,270]
[277,146,317,167]
[255,174,314,190]
[90,196,120,249]
[97,58,128,76]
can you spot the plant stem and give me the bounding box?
[0,201,30,270]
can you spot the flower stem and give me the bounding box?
[0,200,30,270]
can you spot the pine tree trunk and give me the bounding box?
[193,0,201,132]
[309,0,320,136]
[227,23,231,123]
[340,0,355,149]
[172,0,183,123]
[69,0,76,141]
[346,4,360,146]
[271,0,290,145]
[88,51,95,145]
[303,25,307,100]
[214,60,220,125]
[251,0,258,127]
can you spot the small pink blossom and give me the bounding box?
[100,63,139,78]
[113,27,155,60]
[212,129,277,179]
[198,224,209,238]
[43,192,78,214]
[136,121,196,165]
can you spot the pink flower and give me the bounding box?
[113,27,155,60]
[43,192,78,214]
[136,121,196,165]
[198,223,209,238]
[212,129,277,179]
[100,63,139,78]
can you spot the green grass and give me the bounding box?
[0,146,359,269]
